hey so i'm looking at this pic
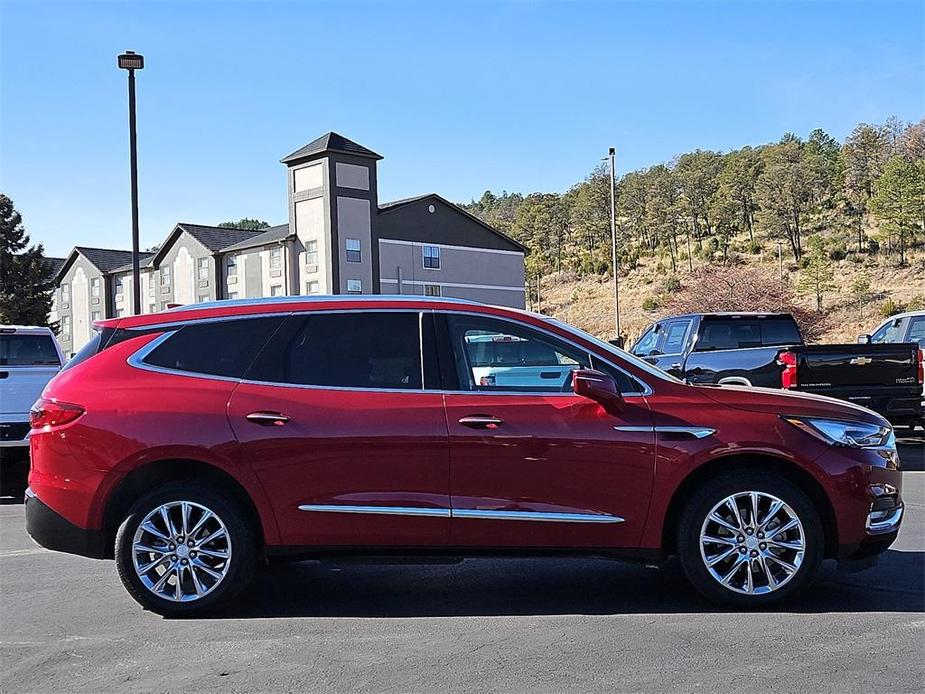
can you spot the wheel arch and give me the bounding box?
[100,459,268,560]
[660,453,838,559]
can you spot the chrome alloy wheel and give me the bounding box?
[131,501,232,603]
[699,491,805,595]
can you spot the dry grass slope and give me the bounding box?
[535,248,925,345]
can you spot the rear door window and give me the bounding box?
[0,334,61,366]
[141,316,285,378]
[907,317,925,347]
[662,319,692,354]
[247,312,423,390]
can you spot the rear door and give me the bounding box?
[228,310,450,547]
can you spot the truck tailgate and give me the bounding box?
[793,343,920,390]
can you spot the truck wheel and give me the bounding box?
[677,472,824,606]
[114,481,256,617]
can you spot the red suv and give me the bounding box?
[26,297,904,616]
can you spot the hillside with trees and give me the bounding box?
[461,117,925,344]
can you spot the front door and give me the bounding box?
[228,310,450,547]
[437,313,656,549]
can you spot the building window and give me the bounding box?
[91,277,101,297]
[346,279,362,294]
[91,310,101,322]
[229,291,239,300]
[423,245,441,269]
[115,277,124,297]
[198,257,209,280]
[346,238,361,263]
[146,275,154,296]
[270,285,283,297]
[198,295,209,303]
[424,284,442,297]
[304,240,318,267]
[160,265,171,286]
[227,256,237,276]
[269,248,282,270]
[61,285,70,304]
[148,303,156,314]
[305,280,319,295]
[61,315,71,337]
[116,309,125,318]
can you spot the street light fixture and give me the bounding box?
[117,51,144,315]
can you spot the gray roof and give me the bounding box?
[43,257,66,279]
[75,247,152,273]
[378,194,432,211]
[281,132,382,164]
[175,223,266,252]
[221,224,291,253]
[111,253,157,274]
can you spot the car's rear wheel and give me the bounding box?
[677,472,824,606]
[114,481,256,617]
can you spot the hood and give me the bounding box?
[693,384,889,426]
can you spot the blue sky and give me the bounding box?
[1,1,922,258]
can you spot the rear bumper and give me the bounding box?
[25,488,107,559]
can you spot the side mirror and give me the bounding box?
[857,334,871,344]
[572,369,624,414]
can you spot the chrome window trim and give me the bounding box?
[124,306,654,397]
[296,504,623,524]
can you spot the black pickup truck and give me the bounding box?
[630,312,924,424]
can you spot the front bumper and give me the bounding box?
[25,488,107,559]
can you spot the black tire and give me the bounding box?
[677,471,824,607]
[114,481,256,617]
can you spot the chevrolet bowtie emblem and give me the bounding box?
[850,356,873,366]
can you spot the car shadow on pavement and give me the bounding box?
[213,549,924,619]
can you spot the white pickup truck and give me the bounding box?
[465,333,580,390]
[1,326,65,449]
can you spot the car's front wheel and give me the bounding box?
[114,481,256,617]
[677,472,824,606]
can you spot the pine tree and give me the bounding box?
[797,236,836,312]
[0,194,55,326]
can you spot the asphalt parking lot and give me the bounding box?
[1,439,923,694]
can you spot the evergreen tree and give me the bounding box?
[797,236,836,311]
[0,194,55,326]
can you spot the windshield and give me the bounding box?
[543,317,685,385]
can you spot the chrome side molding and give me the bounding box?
[298,504,451,518]
[614,425,716,439]
[452,509,624,524]
[298,504,624,524]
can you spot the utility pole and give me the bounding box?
[118,51,144,315]
[608,147,621,340]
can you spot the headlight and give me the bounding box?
[782,416,895,449]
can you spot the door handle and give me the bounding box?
[246,411,290,426]
[458,415,503,429]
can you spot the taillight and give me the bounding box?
[918,349,924,385]
[30,398,85,430]
[777,350,798,389]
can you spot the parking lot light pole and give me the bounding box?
[608,147,621,342]
[117,51,144,315]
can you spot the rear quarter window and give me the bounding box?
[141,317,285,378]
